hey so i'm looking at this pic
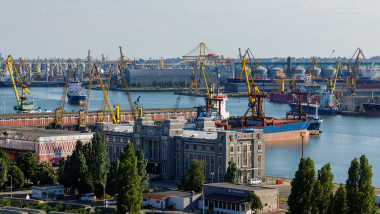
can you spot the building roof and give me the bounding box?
[205,193,247,204]
[204,182,276,192]
[0,126,93,141]
[143,193,168,200]
[182,130,218,140]
[154,189,200,198]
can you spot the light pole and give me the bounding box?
[8,175,12,198]
[202,188,204,214]
[103,183,106,207]
[211,171,214,183]
[300,131,306,158]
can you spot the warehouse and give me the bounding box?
[0,126,93,163]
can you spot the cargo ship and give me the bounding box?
[269,76,325,103]
[67,81,86,105]
[362,93,380,116]
[288,91,339,115]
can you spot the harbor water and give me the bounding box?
[0,87,379,187]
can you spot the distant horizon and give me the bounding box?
[1,1,380,59]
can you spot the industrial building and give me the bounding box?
[201,182,279,213]
[97,116,265,183]
[0,126,93,163]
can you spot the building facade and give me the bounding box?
[0,126,93,163]
[98,116,265,183]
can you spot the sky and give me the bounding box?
[1,0,380,60]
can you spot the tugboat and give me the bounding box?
[67,81,87,105]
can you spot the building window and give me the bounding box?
[218,157,222,165]
[194,154,197,160]
[219,146,222,152]
[237,156,240,166]
[202,145,205,150]
[120,138,123,143]
[258,154,261,163]
[230,157,233,162]
[210,146,214,151]
[243,145,247,166]
[156,200,160,203]
[250,145,252,151]
[237,146,240,152]
[258,144,261,151]
[230,146,233,152]
[194,145,197,150]
[113,137,116,142]
[143,198,148,201]
[106,136,109,141]
[177,142,180,149]
[185,143,189,149]
[228,135,233,141]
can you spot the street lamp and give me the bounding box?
[300,131,306,158]
[8,175,12,198]
[211,171,214,183]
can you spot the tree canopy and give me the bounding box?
[16,151,37,182]
[311,163,334,214]
[224,161,237,183]
[288,157,316,214]
[9,165,25,189]
[136,149,149,193]
[116,143,142,214]
[178,159,205,192]
[247,191,263,213]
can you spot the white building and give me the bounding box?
[32,184,64,201]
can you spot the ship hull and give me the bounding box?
[362,103,380,116]
[289,103,338,115]
[67,94,86,105]
[230,120,311,142]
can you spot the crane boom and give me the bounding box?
[96,65,119,123]
[118,64,137,120]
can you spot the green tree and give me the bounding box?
[35,161,57,185]
[106,159,120,196]
[136,149,149,193]
[288,157,316,214]
[311,163,334,214]
[16,151,37,182]
[83,133,110,198]
[224,161,237,183]
[116,143,142,214]
[9,165,25,189]
[57,158,69,188]
[346,157,360,214]
[178,159,205,192]
[331,183,348,214]
[68,141,94,195]
[358,155,376,213]
[0,150,10,188]
[247,191,263,214]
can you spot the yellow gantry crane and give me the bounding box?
[54,64,72,128]
[96,65,120,123]
[326,57,341,108]
[308,57,318,80]
[345,48,365,96]
[97,64,115,122]
[118,64,142,120]
[78,65,95,129]
[239,52,266,125]
[5,55,33,112]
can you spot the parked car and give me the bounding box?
[106,200,117,205]
[249,178,262,185]
[81,193,96,201]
